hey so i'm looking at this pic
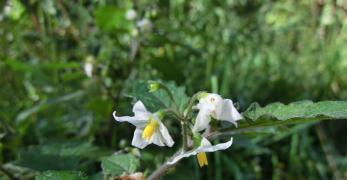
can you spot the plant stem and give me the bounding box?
[161,109,185,124]
[316,125,343,180]
[148,90,201,179]
[183,92,202,117]
[147,151,181,180]
[181,121,188,151]
[209,116,331,139]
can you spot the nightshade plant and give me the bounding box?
[113,83,241,167]
[110,81,347,180]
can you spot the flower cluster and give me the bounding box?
[113,85,242,168]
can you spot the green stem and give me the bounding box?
[181,121,188,151]
[183,91,203,117]
[162,109,184,122]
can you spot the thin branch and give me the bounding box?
[315,125,343,180]
[206,125,273,140]
[147,151,181,180]
[183,92,201,117]
[181,121,188,151]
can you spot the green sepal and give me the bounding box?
[193,133,203,148]
[156,110,165,120]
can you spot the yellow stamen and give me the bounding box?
[197,152,208,167]
[142,118,158,141]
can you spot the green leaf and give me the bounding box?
[36,170,89,180]
[4,59,35,72]
[7,0,25,20]
[101,154,139,176]
[16,90,84,123]
[128,81,189,112]
[241,101,347,128]
[94,6,132,32]
[17,141,98,171]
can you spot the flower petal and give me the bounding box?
[150,132,165,146]
[133,101,151,118]
[197,137,233,153]
[113,111,147,127]
[131,128,150,149]
[158,123,174,147]
[198,93,222,110]
[215,99,242,125]
[192,106,212,132]
[167,137,233,165]
[200,137,212,147]
[167,150,198,165]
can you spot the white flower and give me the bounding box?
[126,9,137,20]
[4,3,12,16]
[84,56,94,78]
[136,19,152,32]
[167,137,233,167]
[113,101,174,149]
[84,62,93,77]
[193,93,242,132]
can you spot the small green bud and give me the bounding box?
[156,110,165,120]
[148,82,160,92]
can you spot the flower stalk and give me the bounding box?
[181,121,188,151]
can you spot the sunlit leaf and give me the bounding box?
[241,101,347,128]
[94,6,133,32]
[101,154,139,176]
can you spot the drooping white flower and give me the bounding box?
[126,9,137,20]
[167,137,233,167]
[113,101,174,149]
[193,93,242,132]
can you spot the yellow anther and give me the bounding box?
[142,119,158,141]
[197,152,208,167]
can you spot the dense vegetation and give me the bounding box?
[1,0,347,179]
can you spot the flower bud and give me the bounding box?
[148,82,160,92]
[156,110,165,120]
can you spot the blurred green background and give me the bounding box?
[1,0,347,179]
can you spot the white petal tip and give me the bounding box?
[133,145,146,149]
[112,111,118,120]
[167,142,174,147]
[166,161,175,165]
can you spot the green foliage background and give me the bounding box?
[1,0,347,179]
